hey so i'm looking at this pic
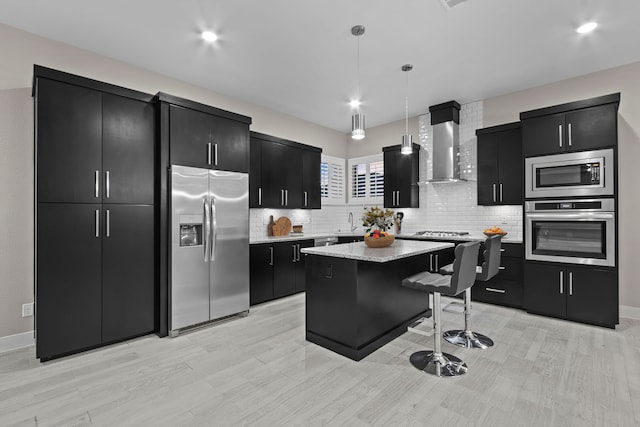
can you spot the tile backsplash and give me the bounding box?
[250,100,523,241]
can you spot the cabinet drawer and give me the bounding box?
[500,243,523,258]
[489,256,522,282]
[472,279,523,308]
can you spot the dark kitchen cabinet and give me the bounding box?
[426,247,455,273]
[383,144,420,208]
[476,122,522,206]
[249,239,314,304]
[301,149,321,209]
[168,103,249,173]
[34,66,157,360]
[521,94,619,157]
[102,204,155,343]
[337,236,364,244]
[523,262,618,328]
[250,132,322,209]
[471,243,523,308]
[249,243,274,305]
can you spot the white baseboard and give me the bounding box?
[620,305,640,321]
[0,331,35,354]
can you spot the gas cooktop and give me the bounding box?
[414,230,470,237]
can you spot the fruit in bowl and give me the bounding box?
[364,230,395,248]
[366,230,390,239]
[483,226,507,237]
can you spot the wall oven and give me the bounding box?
[525,148,614,199]
[525,198,615,267]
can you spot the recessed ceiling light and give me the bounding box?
[201,31,218,42]
[349,100,361,108]
[576,22,598,34]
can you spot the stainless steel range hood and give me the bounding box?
[423,101,464,183]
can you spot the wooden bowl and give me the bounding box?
[364,234,395,248]
[483,231,508,237]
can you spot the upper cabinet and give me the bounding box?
[520,93,620,157]
[476,122,522,206]
[383,144,420,208]
[36,73,154,205]
[159,93,251,173]
[250,132,322,209]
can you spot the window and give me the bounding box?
[348,154,384,204]
[320,155,346,205]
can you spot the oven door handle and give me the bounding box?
[525,212,615,221]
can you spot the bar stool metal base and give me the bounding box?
[443,329,494,349]
[409,350,468,377]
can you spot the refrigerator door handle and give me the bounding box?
[203,196,210,262]
[210,196,217,261]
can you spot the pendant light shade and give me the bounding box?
[351,25,366,141]
[401,64,414,154]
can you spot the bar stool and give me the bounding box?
[439,234,502,349]
[401,241,481,377]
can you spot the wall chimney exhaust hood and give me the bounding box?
[422,100,464,183]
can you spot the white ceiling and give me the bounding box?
[1,0,639,132]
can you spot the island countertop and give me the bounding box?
[301,239,454,263]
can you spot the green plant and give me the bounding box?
[361,206,395,232]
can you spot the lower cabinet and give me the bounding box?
[523,262,618,328]
[36,203,155,360]
[472,242,523,308]
[250,240,314,305]
[337,236,364,244]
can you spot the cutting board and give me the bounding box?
[272,217,292,236]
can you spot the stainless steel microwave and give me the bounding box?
[525,148,614,199]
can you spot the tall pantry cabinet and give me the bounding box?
[34,66,156,361]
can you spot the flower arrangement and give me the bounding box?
[361,206,395,233]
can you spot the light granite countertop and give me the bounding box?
[250,232,362,244]
[300,239,454,263]
[251,232,522,245]
[396,233,523,244]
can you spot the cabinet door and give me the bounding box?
[294,240,315,292]
[565,104,617,152]
[102,95,155,204]
[523,262,566,317]
[169,105,211,168]
[36,78,102,203]
[260,141,289,207]
[273,242,296,298]
[477,133,499,205]
[302,150,321,209]
[566,266,618,327]
[497,127,523,205]
[250,244,274,305]
[249,138,262,208]
[396,150,419,208]
[383,150,398,208]
[522,113,565,157]
[36,203,102,360]
[102,205,155,343]
[210,115,249,173]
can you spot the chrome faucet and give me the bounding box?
[348,212,357,232]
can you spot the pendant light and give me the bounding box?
[401,64,413,154]
[351,25,365,140]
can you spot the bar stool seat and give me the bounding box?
[401,241,481,377]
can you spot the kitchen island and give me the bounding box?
[301,240,454,361]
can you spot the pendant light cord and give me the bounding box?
[405,70,409,134]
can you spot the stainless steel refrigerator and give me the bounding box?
[170,165,249,335]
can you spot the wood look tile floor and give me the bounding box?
[1,294,639,427]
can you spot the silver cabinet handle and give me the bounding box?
[435,254,439,270]
[285,189,288,206]
[203,197,210,262]
[498,266,506,270]
[280,189,285,206]
[485,287,506,294]
[207,142,212,165]
[258,188,262,206]
[500,248,505,252]
[568,123,572,147]
[214,143,218,166]
[304,191,308,207]
[210,197,217,261]
[558,124,563,148]
[269,246,274,266]
[106,209,110,237]
[95,209,100,237]
[429,254,433,271]
[499,183,503,202]
[559,270,564,294]
[95,170,100,198]
[105,171,110,199]
[397,191,400,206]
[292,245,297,262]
[325,264,333,279]
[569,271,573,296]
[492,183,496,203]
